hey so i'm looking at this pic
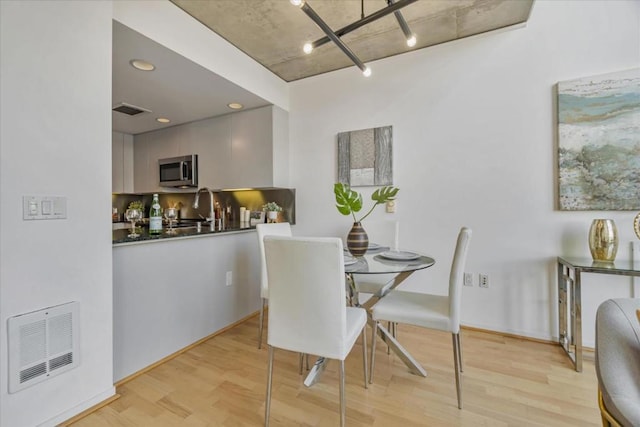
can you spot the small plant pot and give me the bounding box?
[267,211,279,223]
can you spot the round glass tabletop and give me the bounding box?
[345,250,435,274]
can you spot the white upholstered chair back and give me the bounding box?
[264,236,350,360]
[256,223,292,300]
[263,236,368,426]
[448,227,472,334]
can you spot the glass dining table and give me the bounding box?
[303,247,436,387]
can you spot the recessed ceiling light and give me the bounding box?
[156,117,170,123]
[227,103,244,110]
[130,59,155,71]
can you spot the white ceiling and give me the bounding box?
[112,21,271,135]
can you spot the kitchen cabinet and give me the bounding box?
[112,131,134,193]
[132,105,289,192]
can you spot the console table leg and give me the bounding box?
[574,271,583,372]
[558,262,566,347]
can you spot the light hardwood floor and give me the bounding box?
[71,316,600,426]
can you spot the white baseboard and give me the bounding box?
[38,386,116,427]
[462,321,555,343]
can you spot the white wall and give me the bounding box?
[0,2,114,426]
[289,0,640,346]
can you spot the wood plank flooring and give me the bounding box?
[71,316,600,426]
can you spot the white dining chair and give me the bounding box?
[263,236,368,427]
[256,222,292,349]
[349,220,399,297]
[369,227,472,409]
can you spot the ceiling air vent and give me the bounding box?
[112,102,151,116]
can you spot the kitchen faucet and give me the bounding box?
[192,187,215,222]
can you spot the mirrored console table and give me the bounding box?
[557,256,640,372]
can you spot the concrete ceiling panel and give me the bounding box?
[171,0,534,82]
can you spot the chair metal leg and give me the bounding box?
[339,360,346,427]
[361,326,368,389]
[298,353,312,374]
[452,333,463,409]
[258,298,266,349]
[265,346,274,426]
[457,332,463,373]
[369,321,378,384]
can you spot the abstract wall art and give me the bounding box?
[337,125,393,187]
[558,68,640,210]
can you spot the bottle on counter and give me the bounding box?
[214,201,221,220]
[149,193,163,235]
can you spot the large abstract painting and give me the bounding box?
[558,68,640,210]
[337,125,393,187]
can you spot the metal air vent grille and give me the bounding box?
[49,352,73,371]
[112,102,151,116]
[8,301,80,393]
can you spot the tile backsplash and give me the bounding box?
[112,188,296,224]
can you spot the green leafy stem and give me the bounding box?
[334,183,399,223]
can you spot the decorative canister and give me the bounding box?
[267,211,279,223]
[588,219,618,262]
[347,222,368,257]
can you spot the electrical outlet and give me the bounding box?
[463,273,473,286]
[479,274,489,288]
[226,271,233,286]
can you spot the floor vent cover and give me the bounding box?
[8,301,79,393]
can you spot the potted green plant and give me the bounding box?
[262,202,283,223]
[334,183,399,256]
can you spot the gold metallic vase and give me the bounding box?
[588,219,618,262]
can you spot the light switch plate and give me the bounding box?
[385,200,396,213]
[23,196,67,220]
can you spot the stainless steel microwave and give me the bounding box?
[158,155,198,187]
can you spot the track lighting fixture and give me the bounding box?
[292,0,418,76]
[303,42,313,54]
[389,0,417,47]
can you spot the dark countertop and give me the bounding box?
[113,221,256,246]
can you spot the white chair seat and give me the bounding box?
[372,291,451,332]
[354,274,395,296]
